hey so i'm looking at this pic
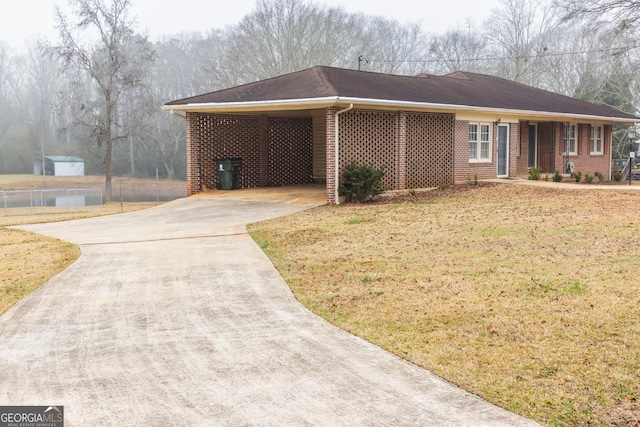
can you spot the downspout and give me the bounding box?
[334,104,354,205]
[608,125,613,180]
[171,110,186,120]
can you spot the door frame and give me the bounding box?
[497,123,509,177]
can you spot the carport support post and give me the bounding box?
[327,104,353,205]
[326,107,338,205]
[259,116,270,186]
[185,112,201,196]
[396,111,407,190]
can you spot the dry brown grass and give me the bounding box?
[0,229,79,315]
[248,184,640,427]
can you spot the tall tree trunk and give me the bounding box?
[105,99,113,202]
[129,136,135,176]
[163,159,175,180]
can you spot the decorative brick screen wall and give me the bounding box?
[336,110,455,192]
[185,113,313,195]
[268,116,314,186]
[338,110,398,191]
[406,112,455,188]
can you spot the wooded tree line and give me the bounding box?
[0,0,638,197]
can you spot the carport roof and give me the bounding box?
[164,66,638,122]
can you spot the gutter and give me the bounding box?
[334,104,354,205]
[162,96,639,123]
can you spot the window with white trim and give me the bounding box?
[563,123,578,155]
[591,125,603,154]
[469,123,491,161]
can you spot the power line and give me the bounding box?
[362,45,640,65]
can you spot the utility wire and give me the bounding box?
[363,45,640,64]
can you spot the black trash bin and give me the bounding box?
[216,157,242,190]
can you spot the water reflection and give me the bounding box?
[2,187,187,211]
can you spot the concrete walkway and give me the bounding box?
[1,197,539,426]
[488,176,640,190]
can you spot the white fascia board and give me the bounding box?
[162,96,638,123]
[161,97,341,112]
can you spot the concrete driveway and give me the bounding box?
[1,197,539,426]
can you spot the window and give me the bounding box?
[563,123,577,155]
[469,123,491,161]
[591,125,603,154]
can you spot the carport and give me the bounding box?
[182,110,327,194]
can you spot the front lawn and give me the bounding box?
[248,184,640,427]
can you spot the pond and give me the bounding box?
[1,187,187,214]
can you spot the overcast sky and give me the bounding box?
[1,0,501,50]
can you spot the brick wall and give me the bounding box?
[338,109,398,191]
[186,112,199,196]
[325,109,454,204]
[267,116,314,186]
[553,123,611,179]
[406,112,455,188]
[186,110,614,202]
[508,123,518,177]
[454,121,518,182]
[537,122,556,174]
[516,121,530,176]
[185,113,313,194]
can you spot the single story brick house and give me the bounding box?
[163,66,637,205]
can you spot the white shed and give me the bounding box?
[33,156,85,176]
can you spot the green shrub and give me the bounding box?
[584,174,593,184]
[614,171,623,182]
[597,172,604,183]
[573,171,582,183]
[339,161,386,203]
[528,167,541,181]
[552,171,563,182]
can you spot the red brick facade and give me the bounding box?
[454,121,518,183]
[326,109,455,204]
[515,121,612,179]
[186,110,615,203]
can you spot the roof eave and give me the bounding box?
[162,96,638,123]
[161,97,343,113]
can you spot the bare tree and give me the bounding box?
[485,0,558,84]
[53,0,155,200]
[225,0,367,81]
[427,22,492,75]
[19,41,65,171]
[0,43,12,138]
[358,18,426,75]
[554,0,640,25]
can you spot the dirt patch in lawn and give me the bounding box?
[249,183,640,427]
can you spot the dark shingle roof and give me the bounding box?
[165,66,637,120]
